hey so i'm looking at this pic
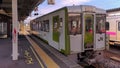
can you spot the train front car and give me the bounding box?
[67,5,106,64]
[30,5,106,64]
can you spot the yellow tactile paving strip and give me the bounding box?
[30,46,44,68]
[26,36,60,68]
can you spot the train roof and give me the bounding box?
[107,7,120,12]
[67,5,106,13]
[33,5,106,21]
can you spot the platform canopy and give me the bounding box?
[0,0,45,20]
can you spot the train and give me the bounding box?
[106,8,120,45]
[30,5,106,63]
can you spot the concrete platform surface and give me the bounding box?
[0,37,41,68]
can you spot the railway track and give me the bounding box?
[92,50,120,68]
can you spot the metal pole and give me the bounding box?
[12,0,18,60]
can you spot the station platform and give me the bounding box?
[0,35,82,68]
[0,36,42,68]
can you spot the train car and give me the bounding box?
[106,8,120,45]
[30,5,106,61]
[0,13,12,38]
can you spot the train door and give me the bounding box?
[68,13,83,53]
[95,14,106,50]
[53,15,60,50]
[117,21,120,41]
[83,13,94,50]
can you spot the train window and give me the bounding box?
[32,21,36,31]
[36,22,39,30]
[39,22,41,30]
[37,21,39,30]
[53,15,60,32]
[96,14,106,33]
[118,22,120,31]
[68,13,81,35]
[43,21,46,31]
[53,17,59,29]
[41,22,44,31]
[106,22,109,30]
[60,18,63,27]
[45,20,49,32]
[43,20,49,32]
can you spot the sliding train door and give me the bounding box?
[68,13,83,53]
[83,13,94,50]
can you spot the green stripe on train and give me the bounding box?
[64,7,70,55]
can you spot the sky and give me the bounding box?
[25,0,120,23]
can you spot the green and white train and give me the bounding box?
[30,5,106,58]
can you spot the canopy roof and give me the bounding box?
[0,0,44,20]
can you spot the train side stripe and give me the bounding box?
[106,31,116,35]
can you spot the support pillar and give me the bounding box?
[12,0,18,60]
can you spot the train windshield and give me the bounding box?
[96,14,106,33]
[68,13,82,35]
